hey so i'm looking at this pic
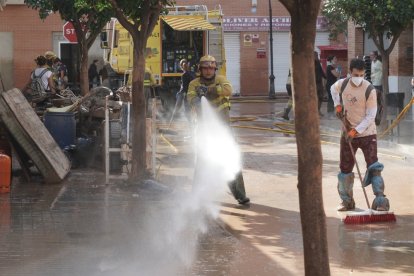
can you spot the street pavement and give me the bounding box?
[1,99,413,275]
[220,100,414,275]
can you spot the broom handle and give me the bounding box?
[340,114,371,209]
[347,140,371,209]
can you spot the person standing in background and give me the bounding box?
[44,51,57,70]
[282,69,293,120]
[53,58,68,90]
[326,55,341,116]
[22,55,56,98]
[175,59,196,121]
[315,51,326,116]
[370,51,383,92]
[88,59,100,89]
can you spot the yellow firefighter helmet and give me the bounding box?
[199,55,217,69]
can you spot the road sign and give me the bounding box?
[63,22,77,43]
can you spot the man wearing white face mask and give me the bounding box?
[330,58,390,212]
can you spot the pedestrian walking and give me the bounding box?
[188,55,250,205]
[282,69,293,120]
[331,58,390,212]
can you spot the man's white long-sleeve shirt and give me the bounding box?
[331,78,377,137]
[371,60,383,86]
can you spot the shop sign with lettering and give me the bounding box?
[223,16,327,32]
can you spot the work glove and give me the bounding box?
[335,105,344,119]
[196,85,208,98]
[205,86,220,101]
[346,128,358,142]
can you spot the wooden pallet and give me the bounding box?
[0,88,70,183]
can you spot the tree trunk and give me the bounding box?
[281,0,331,275]
[380,54,390,130]
[79,40,90,96]
[73,22,90,97]
[381,54,389,95]
[130,36,147,180]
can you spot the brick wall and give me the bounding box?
[347,21,364,63]
[389,24,413,76]
[348,21,413,78]
[0,5,62,88]
[240,32,269,95]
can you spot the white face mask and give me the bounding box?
[351,77,364,86]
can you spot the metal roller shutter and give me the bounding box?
[315,32,330,55]
[0,32,13,90]
[224,33,240,95]
[270,32,330,92]
[271,32,290,93]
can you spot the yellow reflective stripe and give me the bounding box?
[217,102,230,111]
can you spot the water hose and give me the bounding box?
[379,96,414,139]
[160,134,178,153]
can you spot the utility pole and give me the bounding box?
[268,0,276,99]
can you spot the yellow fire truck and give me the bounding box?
[102,5,226,107]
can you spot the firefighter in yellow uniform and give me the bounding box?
[187,55,250,205]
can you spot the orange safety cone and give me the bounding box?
[0,153,11,193]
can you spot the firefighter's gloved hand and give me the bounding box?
[335,105,343,119]
[205,86,220,100]
[196,85,208,98]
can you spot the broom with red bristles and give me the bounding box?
[340,114,396,224]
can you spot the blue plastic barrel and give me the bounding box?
[44,112,76,149]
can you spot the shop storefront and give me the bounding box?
[223,16,330,95]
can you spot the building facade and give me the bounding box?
[1,1,412,97]
[347,21,413,106]
[0,1,101,91]
[175,0,332,95]
[0,1,63,91]
[0,0,333,95]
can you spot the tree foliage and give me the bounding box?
[24,0,114,95]
[322,0,414,54]
[322,1,348,40]
[322,0,414,99]
[25,0,113,47]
